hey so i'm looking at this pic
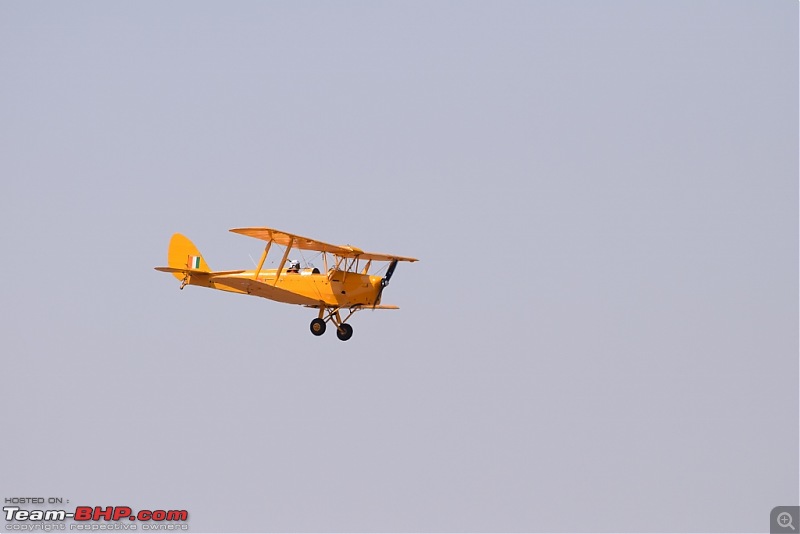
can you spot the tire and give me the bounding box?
[310,318,326,336]
[336,323,353,341]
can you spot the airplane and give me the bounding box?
[155,227,418,341]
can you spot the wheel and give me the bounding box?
[336,323,353,341]
[310,318,326,336]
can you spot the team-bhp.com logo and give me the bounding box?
[5,506,189,529]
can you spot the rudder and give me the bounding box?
[167,233,211,280]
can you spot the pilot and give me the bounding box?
[287,260,301,273]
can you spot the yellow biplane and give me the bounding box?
[155,227,418,341]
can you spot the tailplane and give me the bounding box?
[160,233,211,280]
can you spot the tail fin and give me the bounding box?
[166,233,211,280]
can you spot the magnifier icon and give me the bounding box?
[778,512,796,530]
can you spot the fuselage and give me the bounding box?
[187,268,384,308]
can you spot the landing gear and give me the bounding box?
[311,306,359,341]
[336,323,353,341]
[310,318,326,336]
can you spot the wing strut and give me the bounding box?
[253,239,273,280]
[274,239,293,286]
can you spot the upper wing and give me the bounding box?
[230,227,350,254]
[229,227,418,262]
[344,251,418,262]
[304,304,400,310]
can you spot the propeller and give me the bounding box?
[373,259,398,308]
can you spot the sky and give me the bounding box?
[0,1,797,532]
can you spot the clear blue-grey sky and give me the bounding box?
[1,1,797,532]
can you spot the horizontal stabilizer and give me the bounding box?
[155,267,246,276]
